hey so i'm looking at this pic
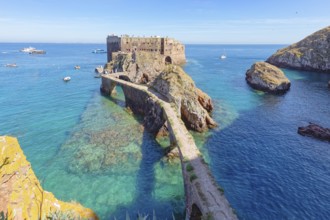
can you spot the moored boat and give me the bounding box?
[92,49,106,54]
[74,65,81,70]
[5,63,18,68]
[29,50,46,54]
[63,76,71,82]
[20,47,36,53]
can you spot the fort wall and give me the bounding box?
[106,35,186,65]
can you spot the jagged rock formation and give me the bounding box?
[267,26,330,73]
[246,62,291,93]
[0,136,98,220]
[151,65,217,132]
[298,123,330,142]
[104,50,217,133]
[105,51,166,84]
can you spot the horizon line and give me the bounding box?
[0,41,289,45]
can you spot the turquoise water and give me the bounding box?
[1,43,330,219]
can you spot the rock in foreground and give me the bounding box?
[267,26,330,73]
[298,123,330,142]
[0,136,98,220]
[246,62,291,93]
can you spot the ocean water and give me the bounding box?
[0,43,329,219]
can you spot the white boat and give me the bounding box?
[92,49,106,54]
[5,63,18,68]
[63,76,71,82]
[74,65,80,70]
[220,54,226,59]
[20,47,36,53]
[220,50,227,59]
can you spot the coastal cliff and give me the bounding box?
[267,26,330,73]
[0,136,98,220]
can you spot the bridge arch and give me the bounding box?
[190,203,202,220]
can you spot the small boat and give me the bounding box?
[20,47,36,53]
[220,49,227,59]
[92,49,106,54]
[74,65,80,70]
[63,76,71,82]
[29,50,46,54]
[5,63,18,68]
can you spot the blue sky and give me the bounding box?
[0,0,329,44]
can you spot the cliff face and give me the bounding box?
[151,65,217,132]
[105,51,166,84]
[104,51,217,133]
[0,136,98,220]
[246,62,291,93]
[267,26,330,73]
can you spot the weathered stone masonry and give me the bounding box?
[107,35,186,65]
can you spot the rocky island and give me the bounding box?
[267,26,330,73]
[246,61,291,93]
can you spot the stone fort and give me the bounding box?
[107,35,186,65]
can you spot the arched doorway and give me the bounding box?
[165,56,172,64]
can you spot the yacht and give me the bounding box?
[92,49,106,54]
[74,65,81,70]
[20,47,36,53]
[63,76,71,82]
[29,50,46,54]
[220,50,227,59]
[5,63,18,68]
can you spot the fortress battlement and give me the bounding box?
[106,35,186,65]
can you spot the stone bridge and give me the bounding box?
[101,73,237,220]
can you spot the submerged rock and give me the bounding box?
[298,123,330,142]
[151,65,217,132]
[246,61,291,93]
[0,136,97,220]
[267,26,330,73]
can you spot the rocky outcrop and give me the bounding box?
[267,26,330,73]
[196,88,213,112]
[246,62,291,93]
[0,136,98,220]
[105,51,166,84]
[151,65,216,132]
[298,123,330,142]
